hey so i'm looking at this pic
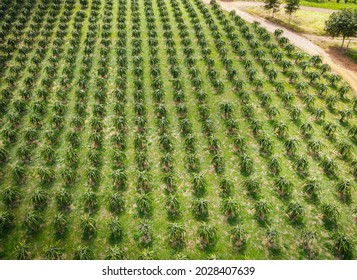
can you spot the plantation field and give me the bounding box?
[0,0,356,260]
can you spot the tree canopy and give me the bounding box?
[324,9,357,48]
[264,0,282,18]
[285,0,300,23]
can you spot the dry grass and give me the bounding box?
[245,6,329,35]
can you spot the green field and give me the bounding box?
[0,0,356,260]
[300,0,357,10]
[232,0,357,10]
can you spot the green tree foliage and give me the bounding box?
[264,0,282,18]
[324,9,357,48]
[285,0,300,23]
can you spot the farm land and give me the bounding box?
[0,0,356,259]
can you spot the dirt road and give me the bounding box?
[202,0,357,93]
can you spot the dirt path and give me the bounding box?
[202,0,357,93]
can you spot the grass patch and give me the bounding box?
[346,48,357,63]
[300,0,357,10]
[245,6,329,35]
[230,0,357,10]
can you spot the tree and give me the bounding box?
[74,245,93,260]
[333,231,353,259]
[337,142,353,159]
[221,197,239,220]
[110,193,125,214]
[322,203,340,224]
[219,101,233,119]
[211,153,225,174]
[81,215,97,238]
[3,187,20,207]
[83,189,97,210]
[316,83,328,98]
[339,109,352,123]
[285,0,300,23]
[267,106,279,120]
[0,146,9,163]
[349,125,357,142]
[0,211,13,234]
[264,0,282,18]
[307,139,323,157]
[294,155,309,175]
[219,177,233,197]
[53,212,67,235]
[310,55,323,66]
[166,195,180,218]
[45,242,63,260]
[302,93,315,109]
[197,223,217,250]
[284,137,298,156]
[301,123,313,138]
[326,95,339,111]
[274,176,293,197]
[335,180,352,202]
[137,222,152,247]
[168,223,186,248]
[268,156,281,175]
[303,179,321,200]
[15,242,30,260]
[329,73,341,87]
[266,228,279,248]
[240,154,253,174]
[24,211,42,233]
[106,246,126,260]
[255,200,271,221]
[175,253,189,260]
[287,201,304,223]
[313,108,325,122]
[32,189,49,209]
[274,121,288,138]
[289,106,301,121]
[87,167,101,186]
[324,122,337,137]
[324,9,357,48]
[192,173,207,195]
[338,84,351,100]
[230,225,247,250]
[192,198,209,219]
[108,219,123,241]
[320,156,337,176]
[300,229,317,252]
[233,134,245,151]
[137,194,152,217]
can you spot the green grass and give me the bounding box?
[0,0,356,260]
[232,0,357,10]
[346,48,357,63]
[301,0,357,10]
[245,6,329,35]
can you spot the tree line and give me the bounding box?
[264,0,301,22]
